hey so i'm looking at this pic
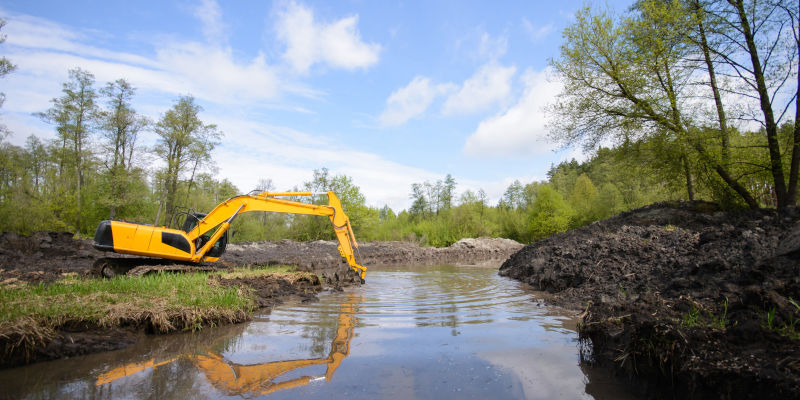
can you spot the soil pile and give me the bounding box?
[499,202,800,399]
[0,232,102,285]
[225,237,522,278]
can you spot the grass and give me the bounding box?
[681,298,730,330]
[763,298,800,340]
[0,265,301,355]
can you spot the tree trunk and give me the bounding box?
[696,7,730,165]
[730,0,787,208]
[683,155,695,201]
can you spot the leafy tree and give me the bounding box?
[527,184,575,241]
[568,174,598,226]
[550,2,762,208]
[37,68,98,232]
[153,95,220,225]
[98,79,149,219]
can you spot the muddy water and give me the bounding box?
[0,265,638,399]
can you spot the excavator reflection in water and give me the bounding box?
[96,293,361,396]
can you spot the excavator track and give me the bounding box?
[91,257,220,278]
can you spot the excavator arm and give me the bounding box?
[92,191,367,281]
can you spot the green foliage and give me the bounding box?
[681,299,730,330]
[527,185,575,241]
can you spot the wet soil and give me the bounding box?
[499,201,800,399]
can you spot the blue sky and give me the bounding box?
[0,0,634,210]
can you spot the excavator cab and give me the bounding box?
[180,212,227,259]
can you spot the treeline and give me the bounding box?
[0,66,783,247]
[0,68,232,234]
[347,145,687,247]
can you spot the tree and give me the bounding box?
[568,173,599,225]
[409,182,429,218]
[38,68,98,232]
[154,95,220,225]
[98,79,149,219]
[528,185,575,241]
[703,0,799,208]
[549,2,766,208]
[441,174,456,211]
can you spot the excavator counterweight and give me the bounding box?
[91,191,367,281]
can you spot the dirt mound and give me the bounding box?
[216,272,322,307]
[225,237,521,267]
[499,201,800,399]
[0,232,102,284]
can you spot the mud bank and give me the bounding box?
[0,271,321,369]
[223,237,522,277]
[499,202,800,399]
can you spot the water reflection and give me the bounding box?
[95,293,361,397]
[0,265,639,400]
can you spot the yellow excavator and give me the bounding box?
[96,293,361,396]
[92,191,367,281]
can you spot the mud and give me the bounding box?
[499,201,800,399]
[215,272,323,307]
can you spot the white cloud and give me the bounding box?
[378,76,455,127]
[205,116,443,209]
[477,32,508,60]
[521,18,554,42]
[442,62,516,115]
[193,0,227,45]
[463,68,561,157]
[275,1,381,74]
[0,5,301,109]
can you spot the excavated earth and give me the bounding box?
[0,234,520,368]
[499,202,800,399]
[0,234,520,286]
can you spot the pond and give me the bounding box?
[0,265,638,399]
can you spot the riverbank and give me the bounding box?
[499,202,800,399]
[0,267,321,369]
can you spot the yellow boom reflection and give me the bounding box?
[97,294,360,396]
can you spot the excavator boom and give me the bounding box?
[92,191,367,280]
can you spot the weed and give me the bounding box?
[682,304,700,328]
[762,302,800,340]
[708,297,729,329]
[764,307,777,330]
[665,224,676,231]
[617,283,628,298]
[681,298,730,329]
